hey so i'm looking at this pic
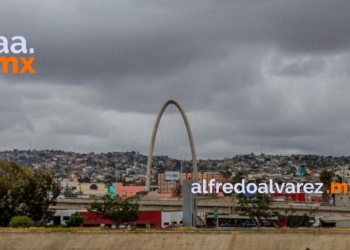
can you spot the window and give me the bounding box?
[63,216,69,220]
[90,184,98,190]
[163,222,169,226]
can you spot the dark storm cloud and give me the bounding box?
[1,0,350,85]
[1,0,350,156]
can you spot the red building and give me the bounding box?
[271,193,306,202]
[79,212,114,227]
[78,210,184,228]
[134,211,162,228]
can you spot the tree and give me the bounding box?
[279,207,317,228]
[335,175,343,183]
[65,212,85,227]
[87,195,139,226]
[232,171,244,183]
[319,169,335,203]
[234,194,278,228]
[0,160,60,226]
[63,187,77,198]
[220,170,232,179]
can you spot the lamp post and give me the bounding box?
[55,174,60,189]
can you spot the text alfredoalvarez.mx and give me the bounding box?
[0,36,35,74]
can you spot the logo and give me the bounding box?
[0,36,35,74]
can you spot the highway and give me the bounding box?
[52,197,350,216]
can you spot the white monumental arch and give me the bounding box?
[145,99,198,191]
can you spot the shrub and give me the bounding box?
[9,216,35,228]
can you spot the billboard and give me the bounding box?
[165,171,180,181]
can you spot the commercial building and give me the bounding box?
[60,181,107,195]
[157,172,228,193]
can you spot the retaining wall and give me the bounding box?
[0,231,349,250]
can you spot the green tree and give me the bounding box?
[232,171,244,183]
[220,170,232,179]
[335,175,343,183]
[0,160,60,226]
[234,194,278,228]
[319,169,335,203]
[87,195,139,226]
[65,212,85,227]
[279,207,317,228]
[63,187,77,198]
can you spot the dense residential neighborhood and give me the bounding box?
[1,149,350,191]
[3,148,350,233]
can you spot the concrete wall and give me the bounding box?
[337,220,350,227]
[162,211,183,227]
[0,232,350,250]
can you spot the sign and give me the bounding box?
[164,171,180,181]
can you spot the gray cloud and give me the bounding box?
[1,0,350,157]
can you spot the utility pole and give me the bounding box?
[115,162,118,196]
[343,165,346,206]
[180,160,183,182]
[214,207,219,228]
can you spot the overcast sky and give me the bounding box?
[1,0,350,159]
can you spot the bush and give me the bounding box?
[9,216,35,228]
